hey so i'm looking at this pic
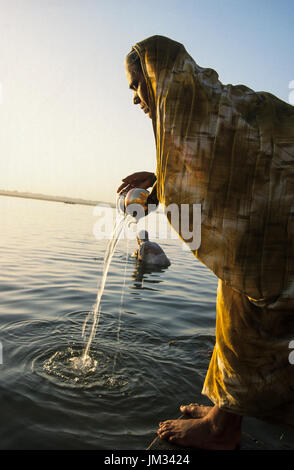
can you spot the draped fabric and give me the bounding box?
[202,280,294,424]
[131,35,294,420]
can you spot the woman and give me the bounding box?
[118,35,294,450]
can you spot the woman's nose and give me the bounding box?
[133,94,141,105]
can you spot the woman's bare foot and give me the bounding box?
[157,405,242,450]
[180,403,212,418]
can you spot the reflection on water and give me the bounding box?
[132,260,169,289]
[0,197,293,450]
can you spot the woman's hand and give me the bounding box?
[117,171,156,194]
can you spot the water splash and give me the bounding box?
[81,214,134,365]
[42,348,98,383]
[38,346,129,390]
[39,210,136,383]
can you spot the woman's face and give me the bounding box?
[125,61,151,118]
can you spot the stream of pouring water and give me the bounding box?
[112,236,130,372]
[81,214,134,365]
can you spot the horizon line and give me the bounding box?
[0,189,116,208]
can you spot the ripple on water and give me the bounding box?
[1,312,130,394]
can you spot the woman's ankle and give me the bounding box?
[206,406,242,435]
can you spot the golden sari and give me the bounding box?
[131,35,294,423]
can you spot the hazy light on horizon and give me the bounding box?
[0,0,292,204]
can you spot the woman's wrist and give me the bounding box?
[146,181,159,210]
[151,173,157,185]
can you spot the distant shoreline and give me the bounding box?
[0,190,115,208]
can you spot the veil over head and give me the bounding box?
[130,35,294,303]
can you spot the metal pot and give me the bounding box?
[117,188,150,219]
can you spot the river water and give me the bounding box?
[0,196,293,450]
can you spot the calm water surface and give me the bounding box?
[0,196,293,450]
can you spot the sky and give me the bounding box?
[0,0,293,204]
